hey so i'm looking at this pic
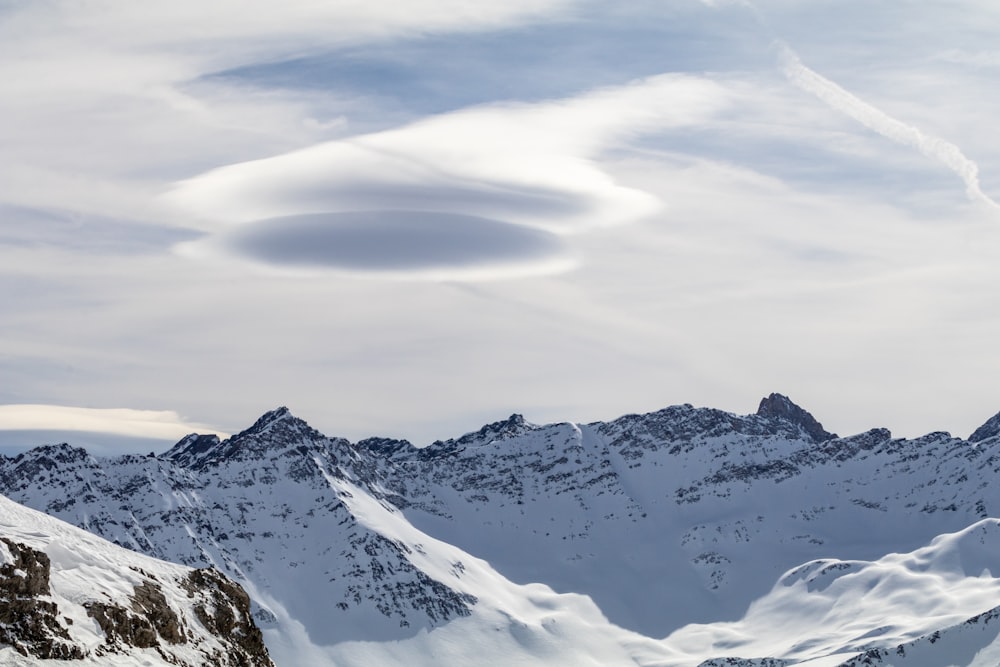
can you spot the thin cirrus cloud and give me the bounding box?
[0,0,580,223]
[167,74,730,278]
[0,1,579,73]
[777,42,1000,211]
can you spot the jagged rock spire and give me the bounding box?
[970,410,1000,443]
[756,393,835,443]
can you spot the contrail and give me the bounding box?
[776,41,999,210]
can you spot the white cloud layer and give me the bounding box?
[0,405,227,441]
[167,74,728,231]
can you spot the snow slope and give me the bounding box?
[665,519,1000,666]
[375,399,1000,636]
[0,493,272,666]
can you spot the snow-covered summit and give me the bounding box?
[163,406,341,471]
[424,412,536,453]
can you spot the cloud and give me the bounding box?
[0,204,199,256]
[0,0,580,223]
[165,74,729,276]
[935,49,1000,69]
[166,74,728,231]
[178,211,574,280]
[0,404,227,441]
[6,0,1000,454]
[776,41,1000,210]
[0,1,577,73]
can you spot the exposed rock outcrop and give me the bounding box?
[969,410,1000,443]
[756,393,836,442]
[0,538,84,659]
[0,493,275,666]
[85,577,185,652]
[183,568,272,667]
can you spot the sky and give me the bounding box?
[2,0,1000,455]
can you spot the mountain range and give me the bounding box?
[3,393,1000,666]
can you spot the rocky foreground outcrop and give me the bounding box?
[0,495,273,666]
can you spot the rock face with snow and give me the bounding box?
[755,392,835,442]
[4,393,1000,666]
[831,603,1000,666]
[969,409,1000,443]
[0,537,85,660]
[0,494,273,666]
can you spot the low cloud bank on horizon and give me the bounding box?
[0,405,228,443]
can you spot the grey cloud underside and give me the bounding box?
[217,211,566,271]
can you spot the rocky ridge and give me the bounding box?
[3,394,1000,666]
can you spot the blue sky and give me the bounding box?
[2,0,1000,453]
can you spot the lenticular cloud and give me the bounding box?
[777,41,1000,210]
[166,74,728,279]
[180,210,574,280]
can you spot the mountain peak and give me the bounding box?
[756,393,835,443]
[234,406,326,444]
[456,413,531,445]
[245,406,294,434]
[970,410,1000,443]
[421,413,533,455]
[501,413,527,429]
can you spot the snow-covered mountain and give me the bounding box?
[0,492,273,666]
[4,393,1000,666]
[669,518,1000,666]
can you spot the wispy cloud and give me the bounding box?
[0,0,581,222]
[0,1,578,70]
[776,41,1000,210]
[934,49,1000,69]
